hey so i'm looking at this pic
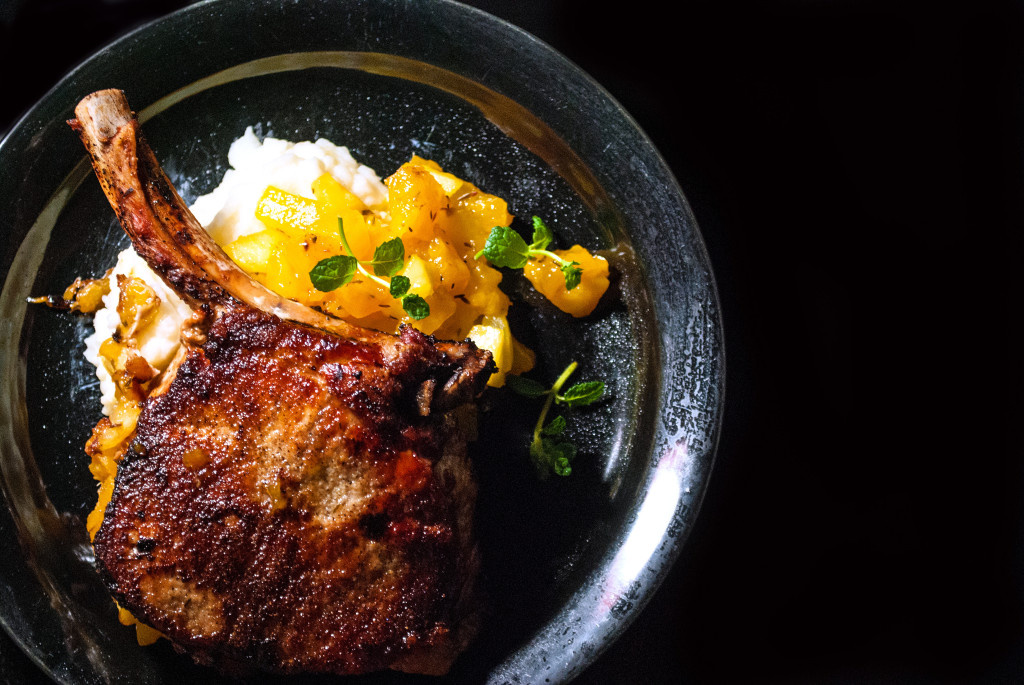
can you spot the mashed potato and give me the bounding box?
[84,128,389,415]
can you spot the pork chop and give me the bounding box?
[70,89,493,676]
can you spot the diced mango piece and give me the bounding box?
[524,245,610,317]
[443,192,512,251]
[94,417,134,452]
[402,255,435,298]
[407,292,455,336]
[87,478,115,539]
[386,164,447,243]
[333,276,388,319]
[223,229,281,273]
[510,334,536,376]
[312,172,366,211]
[465,262,509,317]
[266,240,316,302]
[134,623,163,647]
[459,192,511,228]
[62,276,110,313]
[333,208,374,260]
[117,606,164,646]
[468,315,514,387]
[426,238,470,295]
[116,275,160,338]
[255,186,324,241]
[408,155,465,196]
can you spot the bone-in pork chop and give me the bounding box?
[71,90,493,676]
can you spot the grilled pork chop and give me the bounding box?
[71,90,493,676]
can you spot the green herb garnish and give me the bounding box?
[310,218,430,320]
[308,255,357,291]
[506,361,605,477]
[475,216,583,291]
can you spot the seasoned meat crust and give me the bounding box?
[96,311,482,674]
[72,90,492,676]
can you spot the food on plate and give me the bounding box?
[27,274,111,313]
[71,89,493,675]
[217,148,539,387]
[505,361,606,477]
[523,245,610,318]
[475,216,609,318]
[63,77,613,673]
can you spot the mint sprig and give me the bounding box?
[475,216,583,291]
[310,218,430,320]
[506,361,605,477]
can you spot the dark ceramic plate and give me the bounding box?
[0,1,723,682]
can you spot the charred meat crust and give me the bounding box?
[93,309,480,675]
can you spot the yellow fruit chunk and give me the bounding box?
[265,239,320,302]
[332,276,388,319]
[426,238,470,295]
[134,623,163,646]
[332,208,375,259]
[524,245,610,317]
[62,276,110,313]
[223,229,281,274]
[87,478,114,539]
[386,164,447,243]
[117,606,164,646]
[465,261,509,317]
[115,274,160,338]
[312,172,366,211]
[510,334,536,376]
[255,186,323,241]
[467,315,513,387]
[94,420,134,452]
[409,155,465,196]
[404,292,452,336]
[402,255,435,298]
[459,192,511,228]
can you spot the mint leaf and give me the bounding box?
[559,380,605,408]
[531,437,575,477]
[309,255,357,291]
[530,215,553,250]
[522,361,605,478]
[371,238,405,278]
[389,274,411,298]
[402,294,430,320]
[547,440,575,476]
[479,225,530,269]
[560,261,583,291]
[541,414,566,436]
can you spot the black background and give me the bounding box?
[1,0,1018,683]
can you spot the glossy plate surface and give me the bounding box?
[0,1,723,682]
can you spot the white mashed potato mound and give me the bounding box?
[84,128,389,415]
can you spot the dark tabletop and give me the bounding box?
[1,0,1019,683]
